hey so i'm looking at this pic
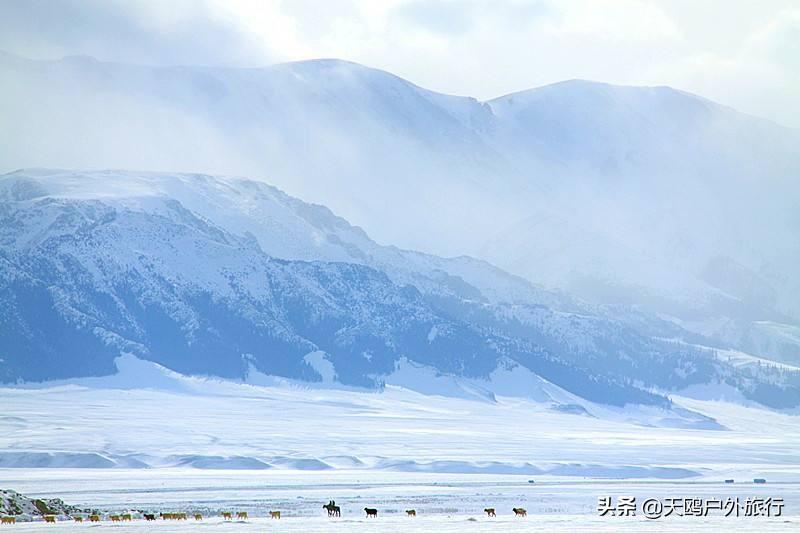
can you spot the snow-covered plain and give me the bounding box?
[2,359,799,530]
[2,471,799,531]
[2,356,799,477]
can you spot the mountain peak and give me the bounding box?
[488,78,702,109]
[276,57,370,71]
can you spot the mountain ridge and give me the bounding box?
[4,48,796,131]
[2,168,798,409]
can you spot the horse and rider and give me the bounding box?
[323,500,341,517]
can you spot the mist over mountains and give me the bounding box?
[0,52,798,408]
[1,169,798,410]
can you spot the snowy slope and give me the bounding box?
[0,168,555,307]
[1,169,673,405]
[2,169,798,408]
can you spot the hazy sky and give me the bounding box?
[1,0,798,127]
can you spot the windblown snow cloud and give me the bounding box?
[0,0,798,127]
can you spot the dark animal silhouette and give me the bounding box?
[323,501,341,517]
[513,507,527,517]
[484,508,496,517]
[364,507,378,518]
[405,509,416,516]
[144,514,156,521]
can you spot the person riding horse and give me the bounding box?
[323,500,341,517]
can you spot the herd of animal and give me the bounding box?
[0,511,270,524]
[0,503,529,523]
[482,508,526,517]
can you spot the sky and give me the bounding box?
[0,0,797,128]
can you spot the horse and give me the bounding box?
[73,516,83,522]
[405,509,416,517]
[194,513,203,520]
[484,508,496,517]
[270,511,281,519]
[121,514,132,521]
[89,515,100,522]
[236,512,248,520]
[109,515,121,522]
[1,517,16,524]
[513,508,527,517]
[323,501,341,517]
[43,515,57,523]
[143,514,156,521]
[364,507,378,518]
[222,512,233,520]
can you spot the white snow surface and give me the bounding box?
[1,356,798,480]
[2,471,799,532]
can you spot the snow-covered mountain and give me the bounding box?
[0,53,507,256]
[484,81,800,349]
[2,169,798,409]
[1,52,798,368]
